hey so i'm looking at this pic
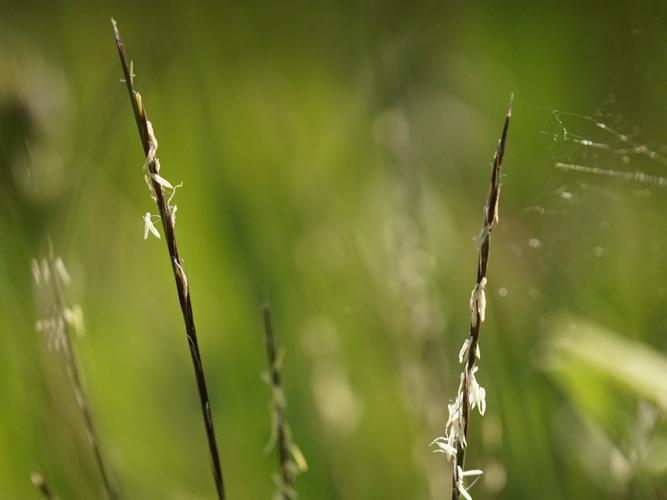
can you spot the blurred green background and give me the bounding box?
[2,1,667,499]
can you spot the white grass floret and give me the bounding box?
[455,466,483,500]
[143,212,161,239]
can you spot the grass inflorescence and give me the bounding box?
[111,19,226,500]
[261,300,307,500]
[431,97,512,500]
[32,252,119,499]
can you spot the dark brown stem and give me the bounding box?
[261,301,294,499]
[451,97,512,500]
[111,19,226,500]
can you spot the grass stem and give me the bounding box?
[451,97,512,499]
[111,19,226,500]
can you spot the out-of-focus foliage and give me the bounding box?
[544,318,667,498]
[1,1,667,499]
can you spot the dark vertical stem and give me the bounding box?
[111,19,226,500]
[451,98,512,499]
[46,260,118,500]
[261,301,293,499]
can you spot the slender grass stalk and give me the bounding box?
[431,97,512,500]
[261,300,306,500]
[110,19,226,500]
[32,254,118,500]
[31,470,58,500]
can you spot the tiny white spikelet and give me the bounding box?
[146,121,158,155]
[467,365,486,416]
[40,258,50,284]
[290,443,308,472]
[31,258,41,284]
[477,277,487,322]
[456,466,484,500]
[458,337,471,364]
[64,304,85,337]
[55,257,71,286]
[141,120,159,174]
[430,436,457,459]
[469,277,487,327]
[458,337,481,368]
[150,172,174,190]
[143,212,161,239]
